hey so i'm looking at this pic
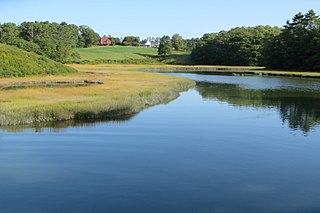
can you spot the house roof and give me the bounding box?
[145,41,152,45]
[99,35,112,43]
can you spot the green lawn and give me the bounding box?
[75,46,157,60]
[74,45,194,65]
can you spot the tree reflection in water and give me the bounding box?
[196,81,320,133]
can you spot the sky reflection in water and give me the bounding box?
[0,74,320,213]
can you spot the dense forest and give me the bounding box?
[190,10,320,70]
[190,26,281,66]
[263,10,320,70]
[0,22,100,63]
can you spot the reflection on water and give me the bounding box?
[2,74,320,135]
[196,81,320,133]
[166,73,320,134]
[0,114,135,133]
[1,73,320,213]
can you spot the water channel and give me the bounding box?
[1,73,320,212]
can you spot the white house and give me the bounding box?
[141,40,152,48]
[141,40,160,48]
[151,41,160,48]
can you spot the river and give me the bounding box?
[1,73,320,212]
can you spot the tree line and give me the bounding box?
[190,26,281,66]
[105,36,141,46]
[190,10,320,71]
[264,10,320,70]
[0,22,101,63]
[1,10,319,71]
[158,10,320,71]
[157,34,198,58]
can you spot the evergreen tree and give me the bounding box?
[264,10,320,70]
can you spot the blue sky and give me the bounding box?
[1,0,320,39]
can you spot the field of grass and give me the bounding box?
[74,45,194,65]
[0,64,195,126]
[0,43,77,77]
[69,64,320,80]
[69,64,262,72]
[75,46,158,60]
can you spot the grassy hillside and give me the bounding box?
[0,43,77,77]
[74,45,194,65]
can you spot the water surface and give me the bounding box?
[1,74,320,213]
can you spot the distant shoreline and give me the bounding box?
[69,64,320,79]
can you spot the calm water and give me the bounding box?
[1,74,320,213]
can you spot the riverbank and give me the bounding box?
[149,66,320,79]
[69,64,320,79]
[0,65,195,126]
[2,63,319,126]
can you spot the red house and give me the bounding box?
[99,35,112,46]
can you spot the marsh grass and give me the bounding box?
[77,64,320,78]
[0,65,195,126]
[1,84,90,91]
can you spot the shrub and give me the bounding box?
[0,43,77,77]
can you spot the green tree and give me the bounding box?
[158,35,173,58]
[79,25,100,48]
[191,26,281,66]
[122,36,140,46]
[263,10,320,70]
[108,35,121,45]
[185,38,200,51]
[201,33,217,41]
[19,22,36,41]
[0,22,42,54]
[0,22,19,44]
[1,21,100,63]
[171,33,186,51]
